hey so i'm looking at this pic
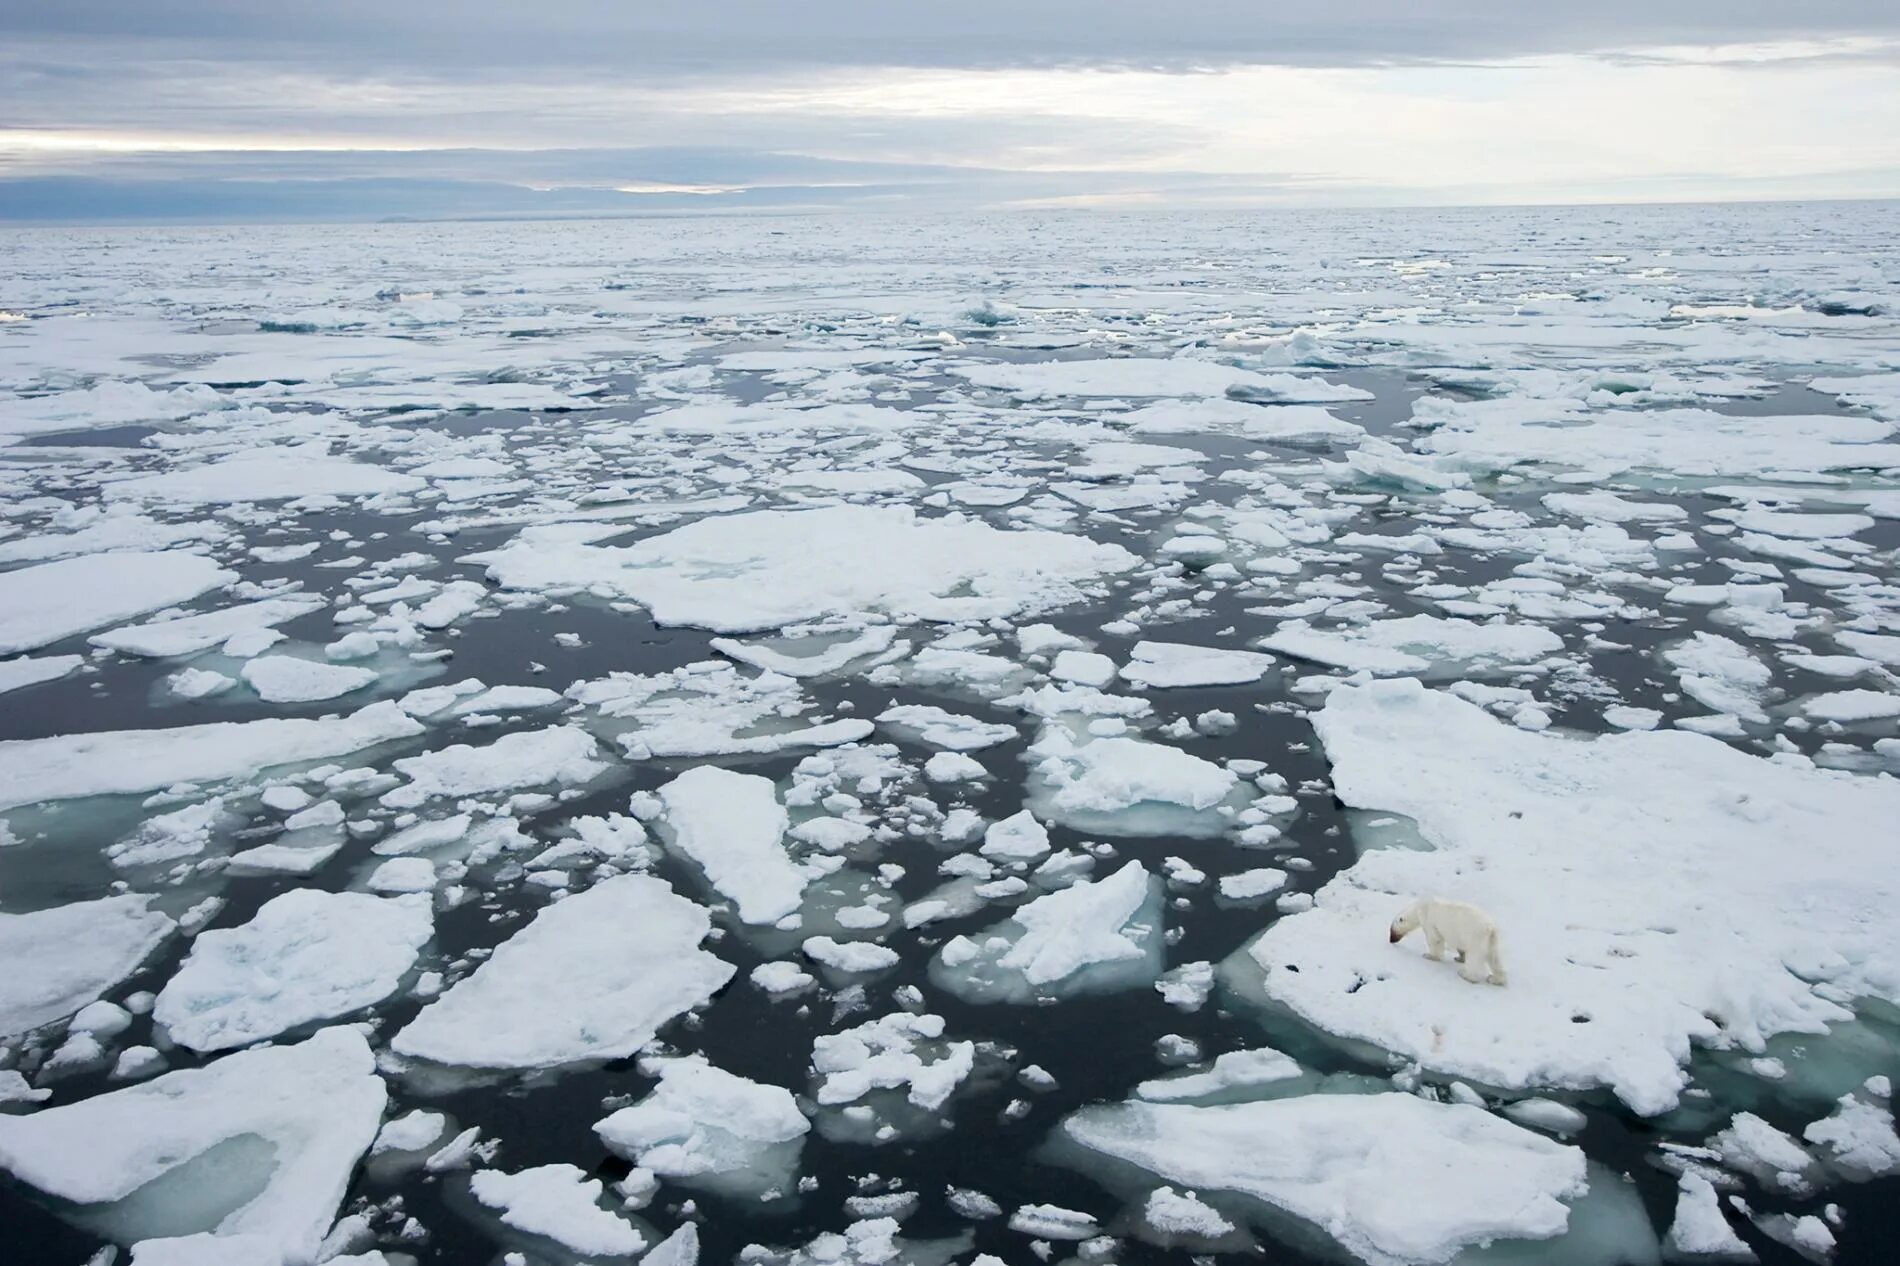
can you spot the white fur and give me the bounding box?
[1389,898,1507,986]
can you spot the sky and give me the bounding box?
[4,1,1900,222]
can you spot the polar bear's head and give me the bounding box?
[1388,903,1422,943]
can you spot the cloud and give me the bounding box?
[3,3,1898,219]
[12,2,1900,76]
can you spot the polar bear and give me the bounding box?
[1389,898,1507,986]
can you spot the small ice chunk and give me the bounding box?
[240,655,379,704]
[1121,641,1275,689]
[980,810,1051,861]
[1008,1204,1101,1240]
[595,1054,809,1183]
[366,857,436,894]
[811,1012,975,1112]
[468,1163,645,1257]
[1143,1187,1236,1238]
[752,961,817,995]
[805,936,901,974]
[1134,1047,1303,1102]
[1665,1174,1754,1261]
[924,751,988,783]
[1218,868,1288,900]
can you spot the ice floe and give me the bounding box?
[1247,678,1900,1114]
[153,890,431,1052]
[0,1028,385,1263]
[474,505,1137,632]
[392,875,732,1069]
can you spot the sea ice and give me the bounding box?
[108,442,425,504]
[474,505,1137,632]
[595,1055,810,1195]
[1260,614,1562,677]
[0,551,234,654]
[0,895,175,1037]
[1248,678,1900,1115]
[241,655,379,704]
[392,875,732,1068]
[811,1012,975,1114]
[1119,641,1276,689]
[0,1028,385,1263]
[1061,1094,1587,1266]
[0,702,423,810]
[91,596,327,658]
[384,725,607,808]
[467,1163,645,1257]
[932,862,1161,1002]
[153,890,431,1052]
[658,765,806,924]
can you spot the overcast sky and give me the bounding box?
[4,1,1899,221]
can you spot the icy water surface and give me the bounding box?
[1,205,1898,1266]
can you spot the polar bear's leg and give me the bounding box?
[1424,925,1447,961]
[1458,953,1488,983]
[1485,928,1508,987]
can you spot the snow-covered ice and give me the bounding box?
[657,765,806,924]
[153,890,431,1052]
[0,551,234,654]
[0,895,175,1037]
[392,875,732,1068]
[1246,678,1900,1115]
[475,505,1137,632]
[1061,1093,1588,1266]
[0,1028,385,1263]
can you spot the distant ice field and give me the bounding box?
[0,203,1897,1266]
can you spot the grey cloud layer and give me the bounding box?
[11,1,1900,75]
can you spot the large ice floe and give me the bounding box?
[153,890,432,1052]
[0,1028,385,1263]
[0,551,234,654]
[1059,1094,1589,1265]
[472,504,1137,631]
[392,875,731,1069]
[1245,678,1900,1115]
[0,895,175,1036]
[0,702,424,809]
